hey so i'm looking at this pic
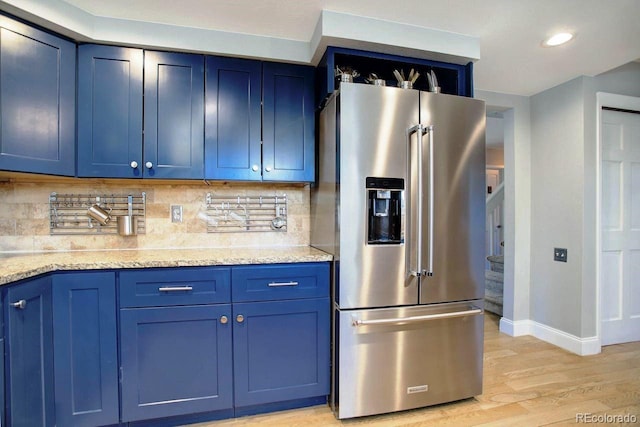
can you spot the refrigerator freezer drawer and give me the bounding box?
[334,301,484,419]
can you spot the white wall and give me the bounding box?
[486,148,504,166]
[530,77,586,336]
[528,61,640,348]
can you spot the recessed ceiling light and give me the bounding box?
[542,32,575,47]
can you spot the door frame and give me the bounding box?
[596,92,640,349]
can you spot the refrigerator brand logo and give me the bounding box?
[407,385,429,394]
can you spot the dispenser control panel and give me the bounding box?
[366,177,404,245]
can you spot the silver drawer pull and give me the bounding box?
[267,281,299,287]
[158,286,193,292]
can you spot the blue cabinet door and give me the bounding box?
[120,304,233,422]
[262,62,315,182]
[0,15,75,176]
[5,275,55,427]
[77,44,144,178]
[232,298,330,408]
[205,56,262,181]
[144,51,205,179]
[52,272,119,427]
[0,296,4,427]
[0,337,4,427]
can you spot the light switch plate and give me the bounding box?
[554,247,567,262]
[171,205,183,223]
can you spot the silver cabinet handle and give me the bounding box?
[352,308,482,327]
[11,300,27,310]
[265,166,272,172]
[267,281,299,287]
[220,316,228,324]
[130,161,138,169]
[252,164,259,172]
[236,314,245,323]
[145,161,153,169]
[158,286,193,292]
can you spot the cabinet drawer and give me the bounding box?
[232,263,329,302]
[119,267,231,307]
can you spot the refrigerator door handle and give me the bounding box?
[406,124,428,278]
[425,125,435,277]
[351,307,483,327]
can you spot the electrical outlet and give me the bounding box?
[171,205,183,223]
[554,247,567,262]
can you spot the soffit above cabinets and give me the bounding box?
[1,0,639,96]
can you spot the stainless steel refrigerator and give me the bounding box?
[311,82,486,419]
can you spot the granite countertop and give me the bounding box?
[0,246,332,286]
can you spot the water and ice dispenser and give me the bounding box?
[366,177,404,245]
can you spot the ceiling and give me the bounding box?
[4,0,640,96]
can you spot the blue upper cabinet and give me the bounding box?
[77,45,143,177]
[78,47,204,179]
[144,51,205,179]
[205,57,262,181]
[0,14,75,176]
[205,59,315,183]
[262,62,315,182]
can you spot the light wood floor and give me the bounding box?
[190,313,640,426]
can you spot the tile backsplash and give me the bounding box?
[0,175,310,253]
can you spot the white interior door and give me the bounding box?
[601,107,640,345]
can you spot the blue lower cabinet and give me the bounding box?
[0,295,3,427]
[0,337,4,427]
[52,272,119,427]
[120,304,234,422]
[232,298,330,408]
[5,275,55,427]
[1,263,330,426]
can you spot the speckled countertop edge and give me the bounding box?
[0,247,333,286]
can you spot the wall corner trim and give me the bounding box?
[499,317,531,336]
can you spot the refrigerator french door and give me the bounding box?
[311,82,486,419]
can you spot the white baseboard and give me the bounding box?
[499,317,601,356]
